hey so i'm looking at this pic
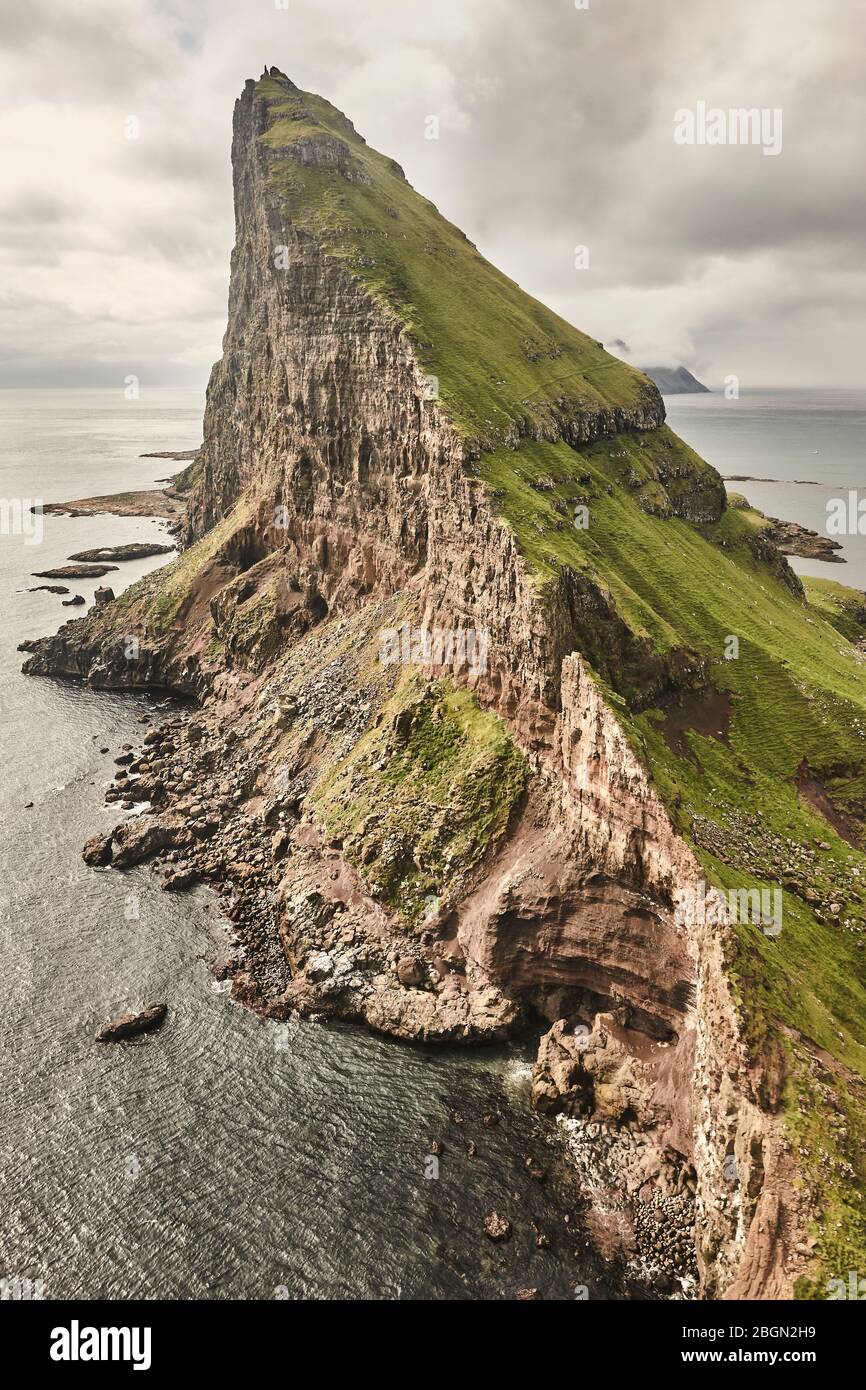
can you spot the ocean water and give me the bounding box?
[0,389,623,1301]
[666,389,866,591]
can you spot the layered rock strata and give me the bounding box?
[22,69,801,1297]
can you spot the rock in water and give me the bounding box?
[483,1212,512,1243]
[67,543,174,562]
[82,831,114,866]
[162,866,200,892]
[94,586,115,607]
[764,516,845,562]
[95,1003,168,1043]
[31,564,118,579]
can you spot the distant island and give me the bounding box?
[641,365,709,395]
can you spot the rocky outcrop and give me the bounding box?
[641,365,709,395]
[21,69,798,1298]
[68,544,174,562]
[95,1003,167,1042]
[765,516,844,562]
[32,564,118,579]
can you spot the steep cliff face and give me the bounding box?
[24,68,866,1299]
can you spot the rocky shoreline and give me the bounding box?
[21,425,812,1298]
[30,460,702,1290]
[78,697,698,1295]
[37,488,186,524]
[20,387,820,1298]
[764,516,845,562]
[558,1117,697,1296]
[723,474,824,486]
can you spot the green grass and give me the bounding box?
[802,575,866,644]
[484,434,866,1283]
[142,503,250,632]
[258,77,655,448]
[312,672,527,925]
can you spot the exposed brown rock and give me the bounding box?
[38,490,184,520]
[765,517,844,562]
[18,69,800,1301]
[110,814,188,868]
[31,565,118,579]
[68,544,174,562]
[95,1002,168,1042]
[82,831,114,866]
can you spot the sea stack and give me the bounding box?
[21,68,866,1301]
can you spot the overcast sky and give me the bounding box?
[1,0,863,390]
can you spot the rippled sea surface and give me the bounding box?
[0,388,626,1301]
[667,389,866,590]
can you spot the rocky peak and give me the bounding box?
[22,70,866,1301]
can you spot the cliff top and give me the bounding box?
[252,69,657,449]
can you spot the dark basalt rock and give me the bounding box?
[765,516,845,563]
[95,1002,168,1043]
[68,543,174,562]
[31,564,118,579]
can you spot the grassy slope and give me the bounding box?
[258,77,652,446]
[258,74,866,1291]
[313,672,527,926]
[113,503,251,634]
[802,575,866,644]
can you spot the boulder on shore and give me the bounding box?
[162,866,200,892]
[95,1002,168,1042]
[110,813,187,867]
[82,831,114,866]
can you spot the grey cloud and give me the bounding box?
[0,0,862,388]
[0,191,76,226]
